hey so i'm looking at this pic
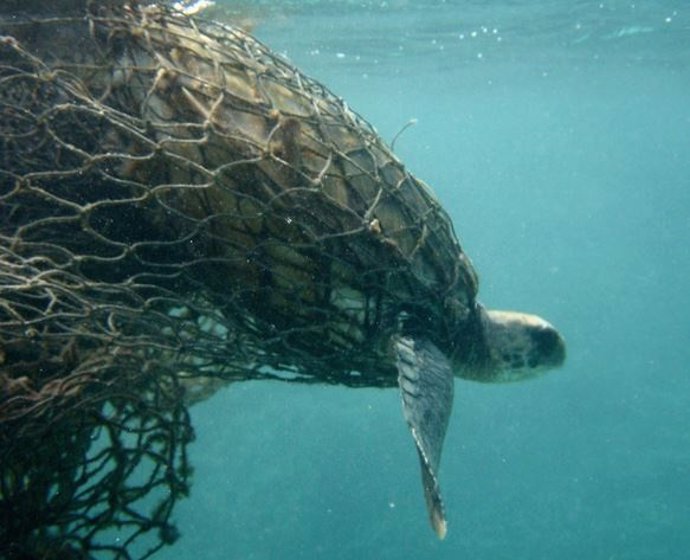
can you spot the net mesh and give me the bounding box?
[0,2,477,557]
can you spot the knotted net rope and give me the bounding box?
[0,2,475,557]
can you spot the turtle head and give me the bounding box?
[455,305,566,383]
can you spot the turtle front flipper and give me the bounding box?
[394,336,454,540]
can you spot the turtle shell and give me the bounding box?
[1,3,478,386]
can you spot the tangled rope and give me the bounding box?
[0,2,473,556]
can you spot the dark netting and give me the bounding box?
[0,2,478,557]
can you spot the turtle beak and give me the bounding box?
[527,315,566,369]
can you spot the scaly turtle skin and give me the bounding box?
[1,1,566,539]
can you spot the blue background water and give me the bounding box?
[157,1,690,558]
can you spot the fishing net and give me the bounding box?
[0,1,474,557]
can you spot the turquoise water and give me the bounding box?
[159,2,690,558]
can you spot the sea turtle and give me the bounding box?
[1,1,566,540]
